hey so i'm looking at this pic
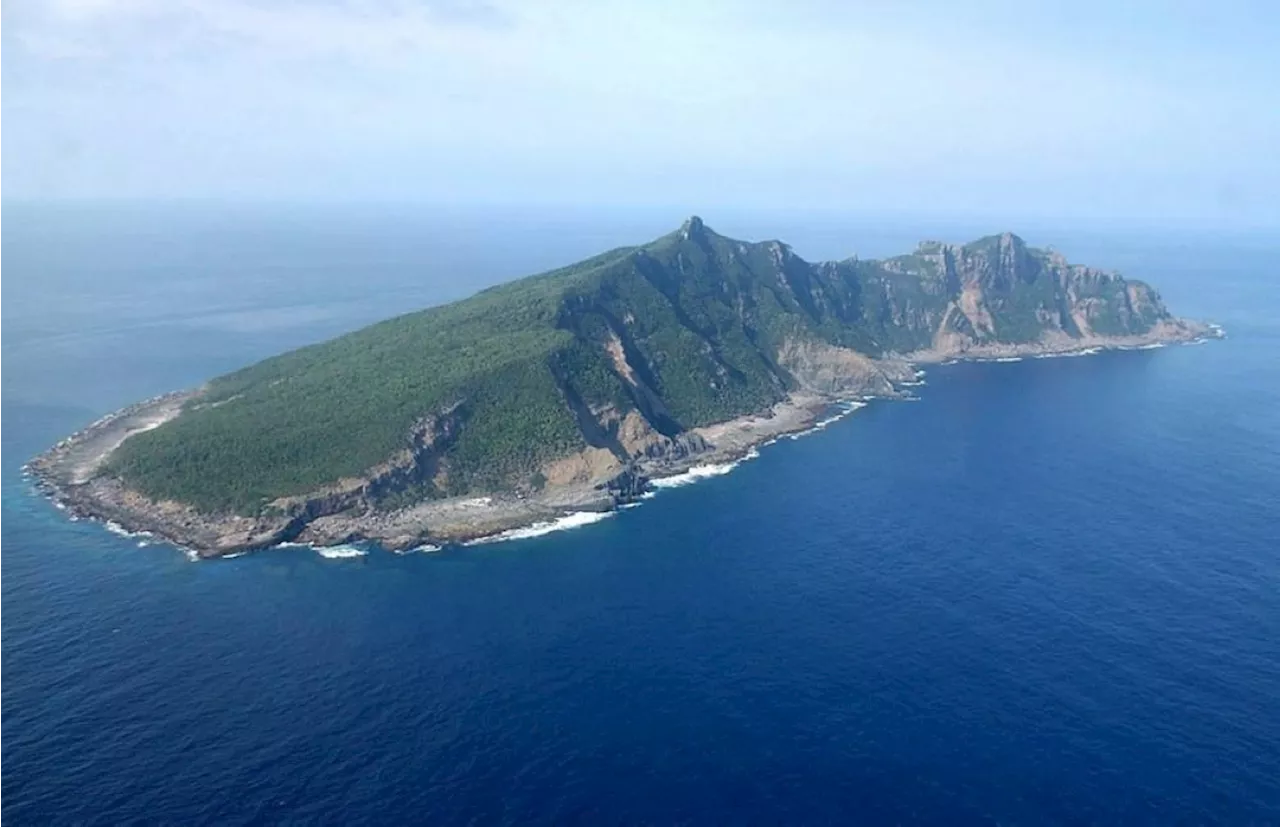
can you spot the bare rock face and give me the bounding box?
[612,409,708,460]
[541,447,624,487]
[776,338,912,397]
[884,232,1176,350]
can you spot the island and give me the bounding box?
[28,218,1219,557]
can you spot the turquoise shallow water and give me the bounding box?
[3,207,1279,824]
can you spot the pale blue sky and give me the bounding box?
[4,0,1279,225]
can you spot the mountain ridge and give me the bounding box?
[29,218,1216,556]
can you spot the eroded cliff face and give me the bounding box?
[877,232,1173,350]
[775,338,914,397]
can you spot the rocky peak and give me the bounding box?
[767,239,797,268]
[679,215,707,241]
[962,232,1025,256]
[998,231,1024,249]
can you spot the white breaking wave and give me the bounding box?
[990,356,1024,363]
[268,540,369,558]
[812,403,864,429]
[650,460,743,488]
[786,400,868,440]
[393,543,442,555]
[1033,347,1103,359]
[465,510,614,545]
[758,433,787,449]
[314,544,367,559]
[636,429,798,501]
[104,520,154,541]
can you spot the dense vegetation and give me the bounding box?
[109,219,1167,513]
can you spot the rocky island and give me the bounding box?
[29,218,1218,557]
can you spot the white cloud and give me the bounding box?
[14,0,514,59]
[3,0,1277,222]
[12,29,104,58]
[45,0,152,21]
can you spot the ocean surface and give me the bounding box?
[3,205,1279,824]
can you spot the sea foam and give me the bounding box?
[393,543,442,555]
[970,350,1116,363]
[465,510,614,545]
[314,544,368,559]
[649,460,744,489]
[270,540,368,559]
[786,401,868,440]
[103,520,154,542]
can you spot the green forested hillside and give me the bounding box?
[108,218,1169,513]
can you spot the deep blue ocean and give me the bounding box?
[3,205,1279,825]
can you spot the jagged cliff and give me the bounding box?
[878,232,1173,349]
[29,218,1212,556]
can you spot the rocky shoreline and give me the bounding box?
[25,320,1221,560]
[25,388,852,559]
[904,318,1218,363]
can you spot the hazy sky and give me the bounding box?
[4,0,1279,224]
